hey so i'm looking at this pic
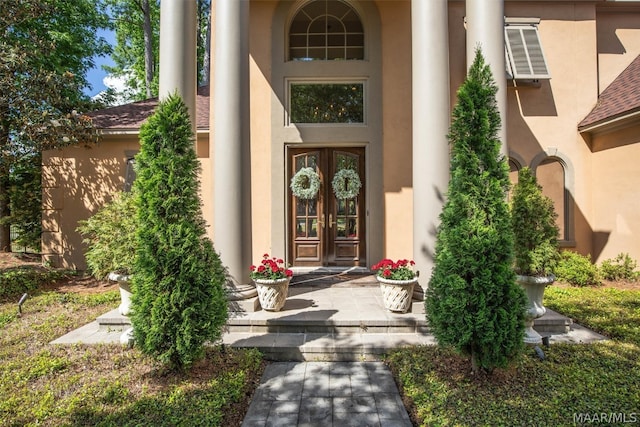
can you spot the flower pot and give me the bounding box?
[376,276,418,313]
[109,272,132,316]
[254,277,291,311]
[517,274,555,344]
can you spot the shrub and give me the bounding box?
[0,267,71,301]
[600,253,639,281]
[555,251,601,287]
[425,49,526,374]
[76,191,136,279]
[130,93,228,370]
[510,167,560,276]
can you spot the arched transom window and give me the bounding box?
[289,0,364,61]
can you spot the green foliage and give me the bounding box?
[77,191,137,279]
[545,285,640,345]
[0,0,110,250]
[600,253,639,281]
[0,267,72,301]
[556,251,602,287]
[130,94,228,370]
[511,167,560,276]
[7,153,42,251]
[425,49,526,373]
[104,0,211,102]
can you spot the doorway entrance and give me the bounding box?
[288,147,366,267]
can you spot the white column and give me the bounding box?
[158,0,197,133]
[411,0,451,293]
[213,0,251,287]
[466,0,507,156]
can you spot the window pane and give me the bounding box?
[308,219,318,237]
[290,83,364,124]
[348,218,357,237]
[297,198,306,216]
[308,199,317,215]
[296,219,307,237]
[348,199,356,215]
[288,0,364,61]
[336,218,346,237]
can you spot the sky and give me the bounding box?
[84,28,116,98]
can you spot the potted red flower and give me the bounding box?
[372,259,418,313]
[250,254,293,311]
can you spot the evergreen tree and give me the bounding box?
[425,49,526,373]
[130,93,227,370]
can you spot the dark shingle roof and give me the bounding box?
[579,55,640,131]
[88,85,210,131]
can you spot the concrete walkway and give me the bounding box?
[242,361,411,427]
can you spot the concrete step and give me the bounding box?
[222,331,436,361]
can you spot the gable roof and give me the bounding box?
[88,85,210,132]
[579,55,640,133]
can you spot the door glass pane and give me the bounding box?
[308,199,317,215]
[336,218,346,237]
[337,199,345,215]
[296,219,306,237]
[348,218,357,238]
[348,200,356,215]
[296,156,305,170]
[297,198,306,216]
[309,219,318,237]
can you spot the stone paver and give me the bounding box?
[241,361,412,427]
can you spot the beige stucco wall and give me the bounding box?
[42,133,211,270]
[44,0,640,270]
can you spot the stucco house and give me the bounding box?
[43,0,640,300]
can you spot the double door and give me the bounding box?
[289,147,365,267]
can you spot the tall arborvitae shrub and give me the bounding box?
[130,93,227,370]
[425,49,527,373]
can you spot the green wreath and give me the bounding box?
[332,168,362,199]
[290,167,321,199]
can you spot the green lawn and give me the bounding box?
[0,275,264,427]
[386,284,640,426]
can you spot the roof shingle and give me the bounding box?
[88,85,210,131]
[579,55,640,131]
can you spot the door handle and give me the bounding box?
[320,214,325,229]
[329,214,333,229]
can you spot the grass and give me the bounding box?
[0,268,265,427]
[386,284,640,426]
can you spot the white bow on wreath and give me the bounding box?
[332,168,361,199]
[290,167,321,199]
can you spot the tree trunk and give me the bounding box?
[470,350,479,375]
[201,8,211,86]
[142,0,154,98]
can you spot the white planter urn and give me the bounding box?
[108,272,132,316]
[517,274,555,344]
[377,276,419,313]
[254,277,291,311]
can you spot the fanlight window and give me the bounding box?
[289,0,364,61]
